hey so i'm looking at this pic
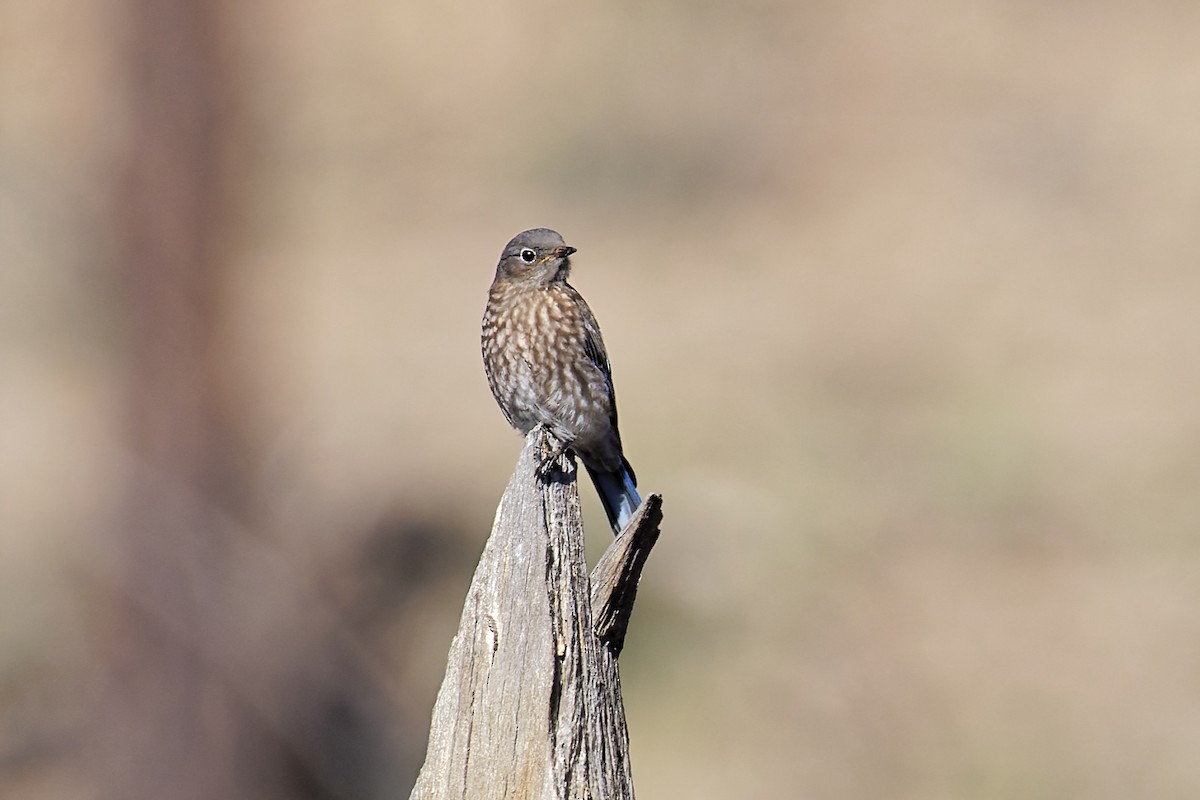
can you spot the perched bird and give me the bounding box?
[482,228,641,535]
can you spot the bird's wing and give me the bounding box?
[575,292,612,383]
[582,325,611,382]
[574,291,622,434]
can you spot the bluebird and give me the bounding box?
[481,228,642,535]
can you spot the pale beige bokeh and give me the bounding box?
[3,1,1199,798]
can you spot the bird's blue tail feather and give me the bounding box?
[585,460,641,535]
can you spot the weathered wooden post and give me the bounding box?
[409,428,663,800]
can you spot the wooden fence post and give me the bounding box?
[409,428,663,800]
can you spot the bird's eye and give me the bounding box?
[519,248,536,264]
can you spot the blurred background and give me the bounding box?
[4,0,1200,798]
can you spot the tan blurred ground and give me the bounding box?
[3,1,1200,798]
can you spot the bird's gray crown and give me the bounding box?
[501,228,569,259]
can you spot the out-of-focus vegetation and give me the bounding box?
[3,1,1200,798]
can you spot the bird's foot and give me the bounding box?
[534,427,571,477]
[536,442,569,477]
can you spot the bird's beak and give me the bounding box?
[553,246,577,258]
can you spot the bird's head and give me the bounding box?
[494,228,576,285]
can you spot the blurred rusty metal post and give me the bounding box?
[409,428,662,800]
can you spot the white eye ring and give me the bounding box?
[519,248,536,264]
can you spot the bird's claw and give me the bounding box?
[537,439,569,478]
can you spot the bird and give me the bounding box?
[481,228,641,535]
